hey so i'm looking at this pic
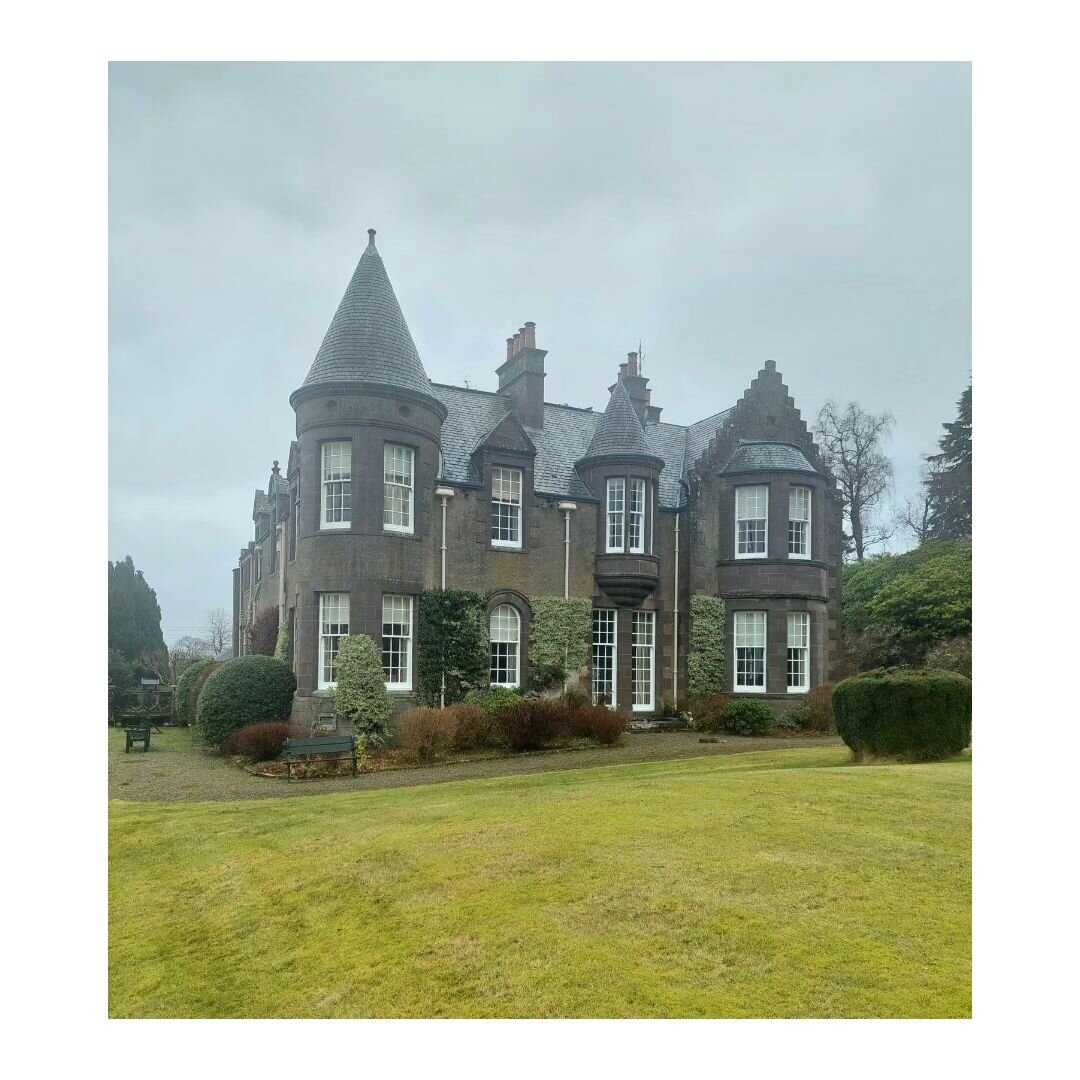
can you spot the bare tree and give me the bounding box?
[206,608,231,659]
[168,636,213,682]
[894,470,934,545]
[814,401,895,561]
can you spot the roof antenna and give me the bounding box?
[638,339,644,374]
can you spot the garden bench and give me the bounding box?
[282,735,358,782]
[123,721,151,753]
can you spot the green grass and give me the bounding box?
[109,747,970,1018]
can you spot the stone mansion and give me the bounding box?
[232,230,844,716]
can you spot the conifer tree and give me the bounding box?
[108,556,168,674]
[924,384,972,540]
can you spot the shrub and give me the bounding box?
[223,721,292,761]
[448,703,497,750]
[833,667,972,762]
[773,710,802,733]
[564,688,592,713]
[528,596,593,690]
[923,635,972,679]
[175,658,222,726]
[570,704,625,745]
[721,699,774,737]
[498,699,563,751]
[195,655,296,747]
[464,686,523,717]
[690,694,730,733]
[334,635,392,740]
[398,708,456,759]
[245,608,280,656]
[803,684,836,732]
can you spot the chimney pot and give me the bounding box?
[627,351,639,377]
[523,321,536,349]
[506,336,515,362]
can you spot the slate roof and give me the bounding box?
[721,441,818,475]
[298,230,438,404]
[431,384,737,508]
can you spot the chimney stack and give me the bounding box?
[609,349,653,424]
[496,320,547,428]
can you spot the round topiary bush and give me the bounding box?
[832,667,972,762]
[175,658,221,726]
[195,655,297,748]
[721,698,774,737]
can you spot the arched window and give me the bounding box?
[489,604,520,687]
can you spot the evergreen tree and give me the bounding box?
[108,556,168,673]
[924,384,972,540]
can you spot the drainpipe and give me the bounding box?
[435,486,456,707]
[558,502,578,692]
[674,479,689,706]
[278,522,286,622]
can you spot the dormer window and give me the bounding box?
[735,485,768,558]
[788,486,811,559]
[321,441,352,530]
[491,467,523,548]
[383,444,414,534]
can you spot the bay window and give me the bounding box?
[628,478,646,553]
[383,444,414,534]
[734,610,767,692]
[788,486,811,559]
[592,609,618,707]
[787,612,809,693]
[381,594,413,690]
[321,441,352,529]
[735,485,768,558]
[318,592,350,690]
[491,467,523,548]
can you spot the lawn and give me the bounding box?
[109,746,971,1018]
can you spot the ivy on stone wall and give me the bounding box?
[416,590,489,707]
[687,593,726,700]
[528,596,593,691]
[272,620,289,663]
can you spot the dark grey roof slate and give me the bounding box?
[721,441,818,475]
[299,231,437,402]
[579,380,649,461]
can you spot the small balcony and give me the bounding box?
[595,553,660,607]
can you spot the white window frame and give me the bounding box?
[489,604,521,687]
[317,592,350,690]
[490,467,523,549]
[788,486,812,560]
[631,610,655,712]
[734,610,767,693]
[606,477,625,553]
[320,441,352,530]
[735,484,769,559]
[628,478,646,554]
[381,594,413,690]
[383,444,415,535]
[787,612,810,693]
[591,609,618,708]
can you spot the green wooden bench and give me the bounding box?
[282,735,358,782]
[123,720,151,753]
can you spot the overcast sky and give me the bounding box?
[109,62,970,643]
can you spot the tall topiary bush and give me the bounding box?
[687,594,726,700]
[334,635,392,740]
[195,655,296,747]
[528,596,592,690]
[273,620,290,663]
[174,658,222,726]
[833,667,972,761]
[415,590,488,707]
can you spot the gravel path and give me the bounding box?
[108,727,844,804]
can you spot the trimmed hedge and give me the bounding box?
[721,699,774,737]
[175,658,222,726]
[833,667,972,761]
[195,655,296,747]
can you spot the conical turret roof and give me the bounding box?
[578,379,653,462]
[294,229,440,409]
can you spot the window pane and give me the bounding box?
[319,592,350,688]
[490,604,520,686]
[628,479,645,553]
[382,594,412,687]
[383,445,414,531]
[607,478,625,552]
[592,609,617,706]
[631,610,654,708]
[734,611,766,690]
[491,467,523,545]
[736,485,767,555]
[321,442,352,526]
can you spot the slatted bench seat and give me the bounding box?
[123,721,151,753]
[282,735,358,782]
